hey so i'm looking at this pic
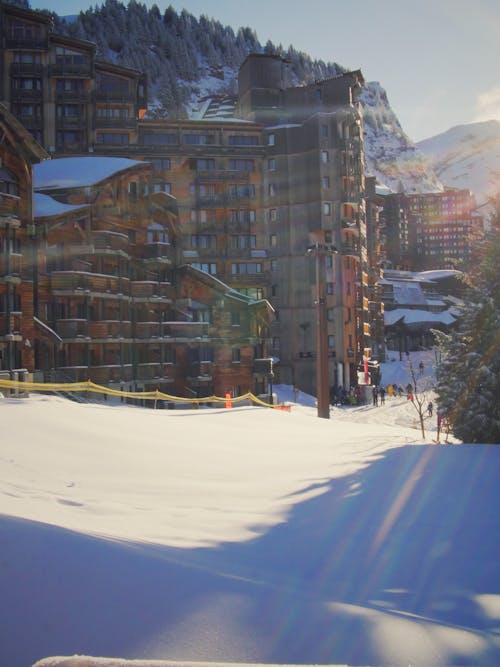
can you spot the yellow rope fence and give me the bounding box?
[0,378,291,410]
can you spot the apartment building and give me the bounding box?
[1,3,375,396]
[381,188,479,271]
[0,102,48,376]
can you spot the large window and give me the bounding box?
[191,262,217,275]
[55,46,89,67]
[183,134,214,145]
[231,235,256,249]
[96,132,129,145]
[143,133,176,145]
[228,135,259,146]
[231,263,262,274]
[228,159,254,172]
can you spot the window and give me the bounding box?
[228,135,259,146]
[232,348,241,363]
[191,262,217,275]
[195,158,215,171]
[272,337,280,350]
[228,159,254,172]
[56,78,83,93]
[271,259,278,272]
[231,263,262,274]
[321,150,329,164]
[270,234,277,247]
[238,288,263,300]
[268,183,276,196]
[143,133,176,145]
[150,182,171,194]
[191,234,216,249]
[327,282,334,295]
[151,158,171,171]
[323,202,331,215]
[231,312,241,326]
[321,124,328,138]
[13,52,41,64]
[0,167,19,196]
[231,235,256,249]
[183,134,214,145]
[12,77,41,90]
[270,208,277,221]
[268,133,275,146]
[328,335,335,349]
[55,46,89,67]
[147,223,169,244]
[327,308,334,321]
[322,176,330,188]
[271,285,278,296]
[268,158,276,171]
[96,132,129,145]
[228,183,255,199]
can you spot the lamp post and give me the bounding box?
[306,242,338,419]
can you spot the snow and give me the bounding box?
[34,192,89,218]
[34,157,148,191]
[1,353,499,667]
[417,120,500,206]
[384,307,457,326]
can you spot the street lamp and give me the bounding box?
[306,242,338,419]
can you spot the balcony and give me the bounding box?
[4,36,49,50]
[10,88,42,101]
[94,117,137,130]
[54,90,91,104]
[92,231,130,255]
[94,90,137,104]
[0,312,22,339]
[54,319,87,339]
[340,243,360,258]
[87,320,132,340]
[50,271,128,296]
[135,321,162,340]
[130,281,172,300]
[0,253,22,277]
[10,62,43,76]
[135,363,175,383]
[55,115,87,128]
[0,194,20,223]
[162,321,210,340]
[187,361,212,381]
[195,169,247,182]
[143,242,175,264]
[56,364,134,384]
[50,63,92,78]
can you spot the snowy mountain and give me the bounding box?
[361,82,443,194]
[417,120,500,206]
[49,0,498,196]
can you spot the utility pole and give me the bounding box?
[307,243,338,419]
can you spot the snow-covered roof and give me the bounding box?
[34,192,88,219]
[414,269,462,281]
[385,308,457,326]
[34,157,147,191]
[392,281,427,306]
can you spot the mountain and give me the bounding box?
[417,120,500,206]
[361,82,443,194]
[48,1,440,193]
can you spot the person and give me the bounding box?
[427,401,433,417]
[397,385,404,398]
[387,384,394,398]
[419,360,424,375]
[379,386,386,404]
[372,385,378,406]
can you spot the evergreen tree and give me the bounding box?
[435,196,500,443]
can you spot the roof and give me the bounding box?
[385,308,457,327]
[0,103,49,165]
[34,157,148,191]
[34,193,89,219]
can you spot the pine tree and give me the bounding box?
[436,196,500,443]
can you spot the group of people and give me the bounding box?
[330,385,363,406]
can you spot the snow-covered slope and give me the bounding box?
[361,82,443,194]
[417,120,500,206]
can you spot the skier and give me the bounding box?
[372,385,379,406]
[427,401,433,417]
[379,386,386,405]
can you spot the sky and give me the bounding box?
[2,352,500,667]
[30,0,500,142]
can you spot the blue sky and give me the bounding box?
[32,0,500,142]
